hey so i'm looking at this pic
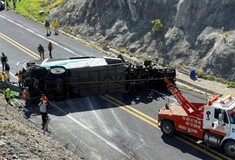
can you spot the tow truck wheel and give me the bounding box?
[224,141,235,158]
[161,120,175,136]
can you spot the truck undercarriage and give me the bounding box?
[22,56,176,101]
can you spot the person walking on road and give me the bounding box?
[47,42,53,58]
[52,19,59,35]
[1,52,8,71]
[37,44,45,59]
[45,20,51,36]
[38,99,48,128]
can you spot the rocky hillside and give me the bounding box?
[0,94,80,160]
[49,0,235,80]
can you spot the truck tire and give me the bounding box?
[224,141,235,158]
[161,120,175,136]
[49,66,66,78]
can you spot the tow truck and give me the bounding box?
[158,77,235,158]
[21,55,176,101]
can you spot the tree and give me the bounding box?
[151,19,163,34]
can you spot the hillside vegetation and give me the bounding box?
[11,0,64,22]
[10,0,235,86]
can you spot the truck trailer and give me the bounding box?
[21,56,176,101]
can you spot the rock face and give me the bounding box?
[49,0,235,80]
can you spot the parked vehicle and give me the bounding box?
[0,1,5,10]
[158,77,235,158]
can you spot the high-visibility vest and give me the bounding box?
[52,20,58,28]
[3,73,8,81]
[5,88,11,99]
[22,90,27,100]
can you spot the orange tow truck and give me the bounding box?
[158,77,235,158]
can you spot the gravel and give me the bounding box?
[0,94,80,160]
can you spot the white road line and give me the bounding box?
[0,15,78,56]
[50,102,132,159]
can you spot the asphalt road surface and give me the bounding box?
[0,10,230,160]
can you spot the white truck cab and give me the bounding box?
[203,95,235,157]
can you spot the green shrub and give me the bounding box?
[151,19,163,34]
[227,81,235,88]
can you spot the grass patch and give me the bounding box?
[10,0,64,22]
[196,71,235,88]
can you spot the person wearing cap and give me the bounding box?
[38,98,48,127]
[40,94,49,111]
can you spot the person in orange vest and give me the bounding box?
[22,87,31,108]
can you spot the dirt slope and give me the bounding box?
[0,94,80,160]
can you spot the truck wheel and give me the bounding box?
[50,66,66,78]
[224,141,235,158]
[50,66,66,75]
[161,120,175,136]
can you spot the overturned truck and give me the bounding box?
[22,56,176,101]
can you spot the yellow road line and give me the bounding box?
[0,31,224,160]
[105,95,158,124]
[101,95,160,128]
[175,135,223,160]
[0,33,40,60]
[101,95,225,160]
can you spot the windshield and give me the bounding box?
[229,112,235,124]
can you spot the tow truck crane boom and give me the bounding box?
[158,77,235,158]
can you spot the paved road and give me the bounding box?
[0,10,227,160]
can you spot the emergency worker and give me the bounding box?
[52,19,59,35]
[22,87,31,108]
[4,87,11,103]
[2,72,9,82]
